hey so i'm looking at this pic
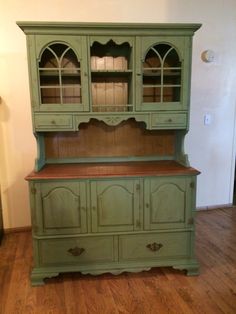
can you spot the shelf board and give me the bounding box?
[91,70,132,77]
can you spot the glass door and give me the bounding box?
[34,36,89,112]
[39,43,82,105]
[136,37,187,111]
[143,44,181,104]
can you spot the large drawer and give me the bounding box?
[119,232,190,261]
[34,114,74,131]
[38,236,116,266]
[151,113,187,129]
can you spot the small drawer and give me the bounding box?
[34,114,73,130]
[38,236,116,266]
[151,113,187,129]
[119,232,190,261]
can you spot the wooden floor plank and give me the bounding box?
[1,207,236,314]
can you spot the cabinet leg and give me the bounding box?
[185,266,199,276]
[173,261,199,276]
[31,270,59,286]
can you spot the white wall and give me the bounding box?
[1,0,236,229]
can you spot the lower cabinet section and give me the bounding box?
[31,231,199,285]
[27,167,199,286]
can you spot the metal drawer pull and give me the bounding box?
[68,247,85,256]
[146,242,163,252]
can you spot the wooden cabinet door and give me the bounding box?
[91,179,141,232]
[34,181,87,235]
[136,36,190,112]
[28,35,89,112]
[144,177,194,230]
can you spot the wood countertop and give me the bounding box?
[26,161,200,180]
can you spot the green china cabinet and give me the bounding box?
[17,22,201,285]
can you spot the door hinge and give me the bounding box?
[136,183,140,191]
[136,219,141,228]
[190,182,195,189]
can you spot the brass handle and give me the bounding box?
[167,118,173,123]
[68,247,85,257]
[51,120,56,125]
[146,242,163,252]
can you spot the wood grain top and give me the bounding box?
[25,161,200,180]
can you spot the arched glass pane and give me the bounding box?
[39,43,82,104]
[164,48,181,67]
[61,49,80,69]
[142,43,181,103]
[39,48,58,68]
[49,43,68,58]
[144,49,161,68]
[153,44,171,59]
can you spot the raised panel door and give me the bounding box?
[144,177,193,230]
[34,181,87,235]
[91,179,141,232]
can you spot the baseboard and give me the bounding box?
[4,226,32,234]
[197,203,235,211]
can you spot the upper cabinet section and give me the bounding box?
[17,22,201,129]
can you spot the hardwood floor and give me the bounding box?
[1,207,236,314]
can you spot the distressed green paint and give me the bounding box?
[28,175,199,285]
[91,179,141,233]
[18,22,200,134]
[19,22,201,285]
[144,177,194,230]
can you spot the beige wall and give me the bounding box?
[1,0,236,229]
